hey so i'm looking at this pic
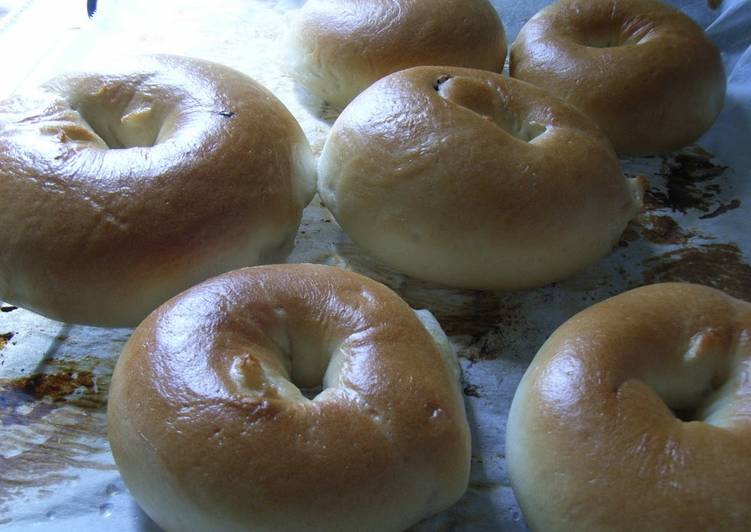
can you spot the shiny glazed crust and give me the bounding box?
[510,0,726,155]
[0,55,316,326]
[289,0,506,108]
[318,66,644,290]
[108,264,471,532]
[506,283,751,531]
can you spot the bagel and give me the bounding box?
[510,0,726,155]
[0,55,316,327]
[107,264,471,532]
[318,66,645,290]
[506,283,751,531]
[289,0,506,109]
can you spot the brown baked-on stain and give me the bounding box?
[418,296,520,339]
[463,384,480,398]
[462,332,498,362]
[333,240,520,337]
[0,357,116,507]
[618,212,695,248]
[337,239,531,356]
[7,370,96,404]
[708,0,722,9]
[618,220,641,247]
[0,332,13,350]
[638,214,696,245]
[461,310,527,362]
[699,198,742,219]
[646,149,730,213]
[643,243,751,302]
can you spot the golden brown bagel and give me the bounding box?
[510,0,726,155]
[0,55,315,327]
[506,283,751,531]
[318,66,645,290]
[289,0,506,109]
[108,264,471,532]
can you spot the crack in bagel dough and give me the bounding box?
[510,0,726,155]
[0,55,316,327]
[318,66,645,291]
[107,264,471,532]
[288,0,506,110]
[506,283,751,531]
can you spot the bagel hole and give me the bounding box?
[231,351,333,402]
[580,33,629,48]
[496,113,547,142]
[299,385,323,400]
[578,23,648,48]
[647,376,728,424]
[72,86,171,149]
[665,380,730,424]
[671,406,698,422]
[435,76,547,143]
[644,338,732,425]
[276,338,346,402]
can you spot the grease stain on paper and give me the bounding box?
[645,148,732,214]
[642,243,751,301]
[0,356,116,508]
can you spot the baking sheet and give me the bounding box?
[0,0,749,530]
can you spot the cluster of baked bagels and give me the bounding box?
[1,0,748,530]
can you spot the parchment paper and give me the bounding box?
[1,0,749,530]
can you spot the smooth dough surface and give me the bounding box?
[108,263,471,532]
[318,66,644,290]
[289,0,506,109]
[507,283,751,531]
[0,55,316,326]
[510,0,726,155]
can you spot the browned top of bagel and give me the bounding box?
[507,283,751,531]
[108,264,470,532]
[0,55,315,326]
[510,0,725,155]
[318,66,644,289]
[289,0,507,108]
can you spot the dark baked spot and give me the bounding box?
[618,221,641,247]
[433,74,452,91]
[0,305,17,313]
[1,365,102,428]
[639,215,695,245]
[463,333,501,361]
[333,240,522,338]
[460,306,525,362]
[642,243,751,301]
[708,0,722,8]
[699,199,741,219]
[469,481,500,491]
[463,384,480,398]
[0,332,14,350]
[0,356,115,507]
[433,299,520,339]
[7,370,95,403]
[646,150,730,213]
